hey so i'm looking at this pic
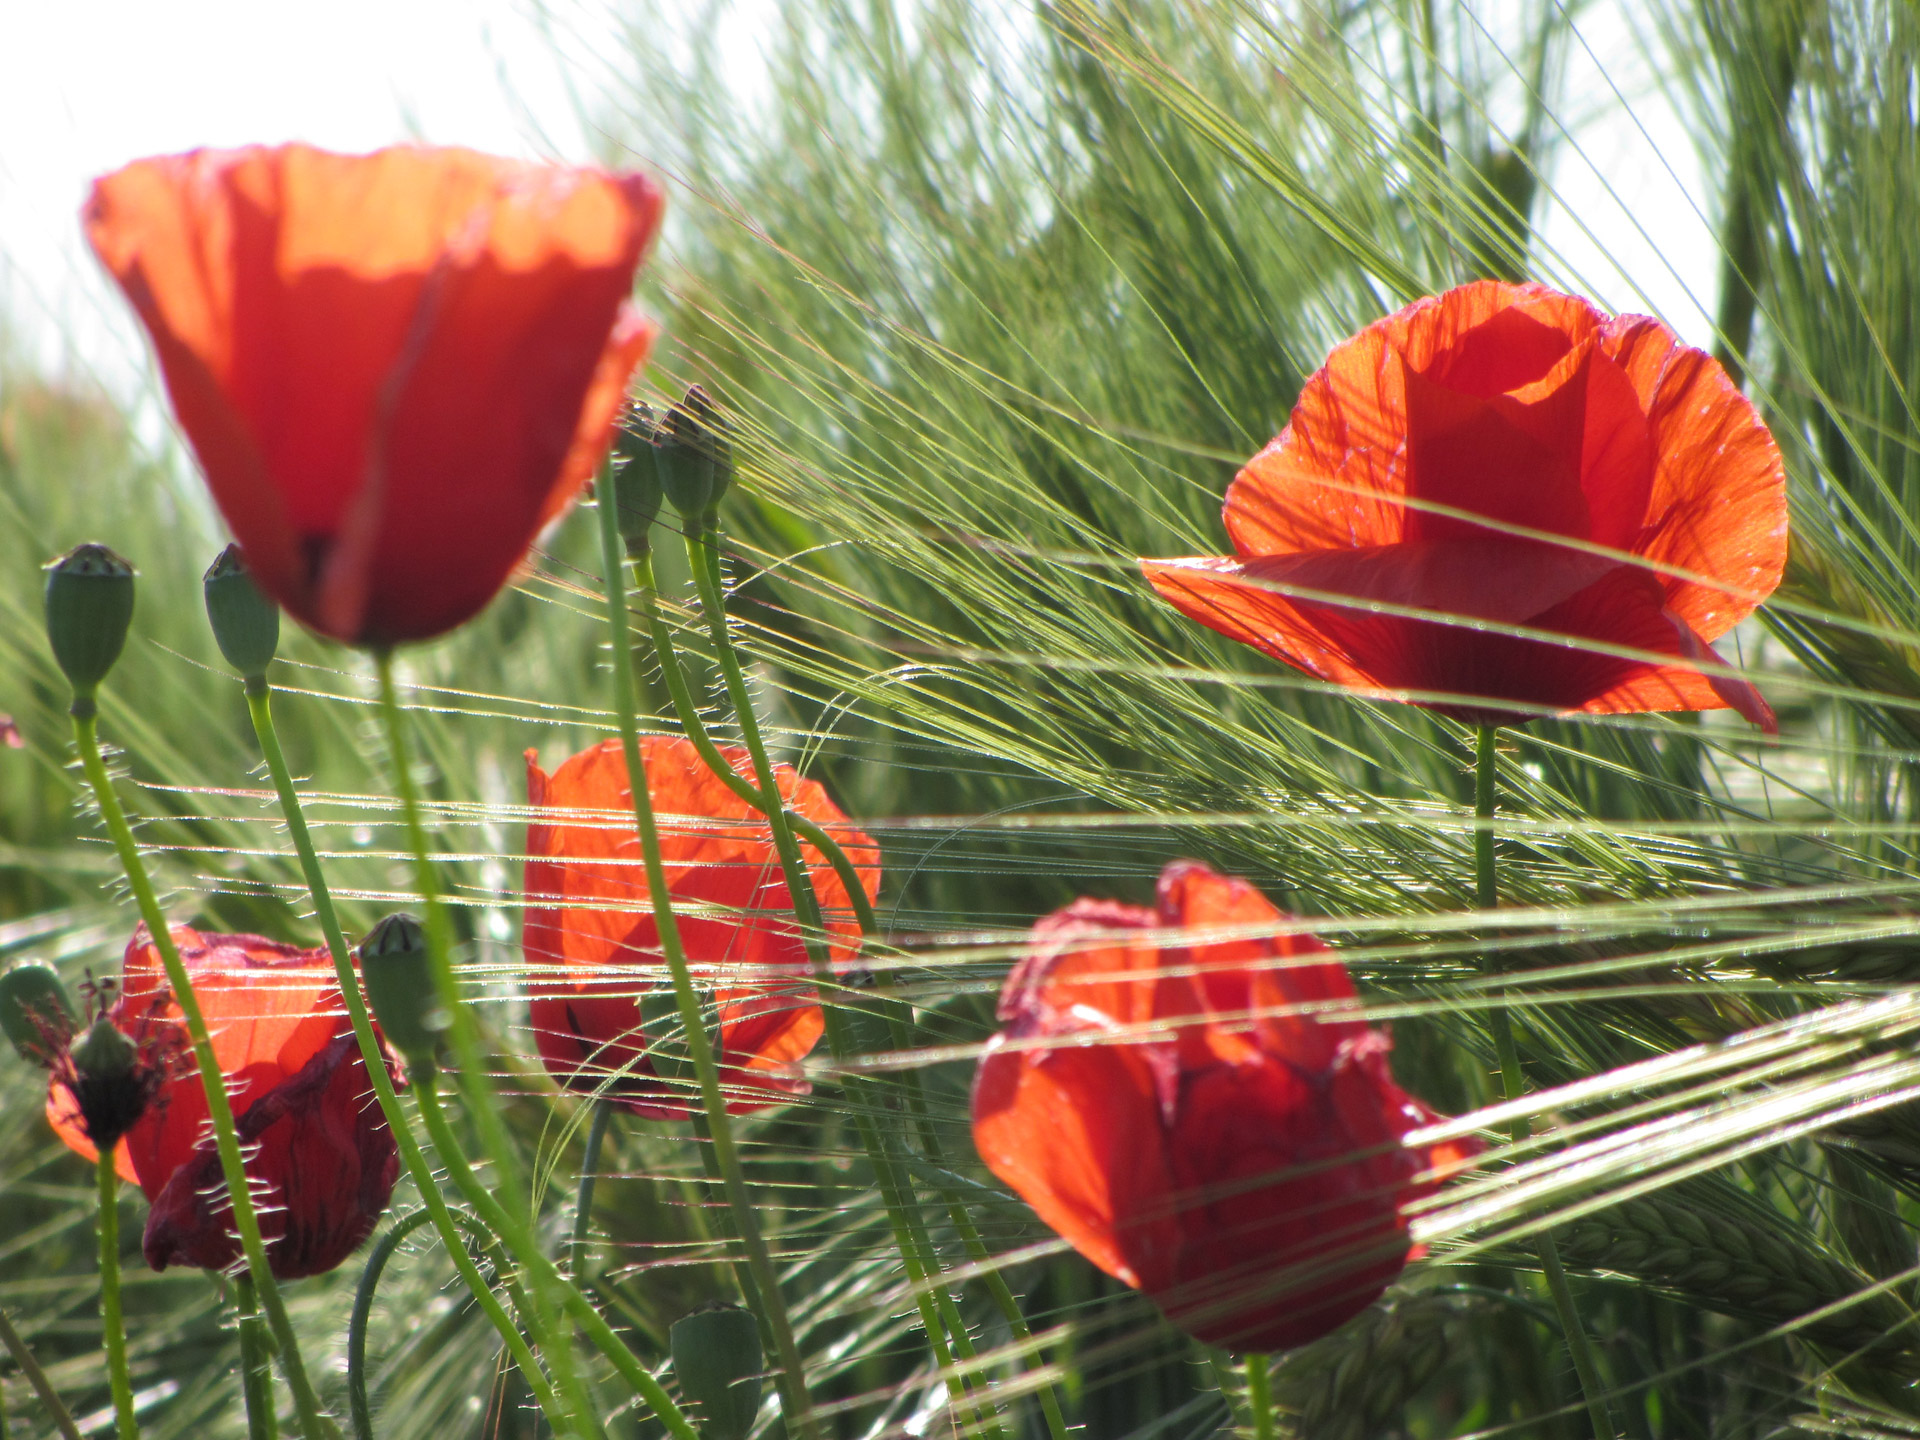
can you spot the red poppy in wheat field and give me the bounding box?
[1142,281,1787,730]
[46,926,400,1279]
[971,861,1477,1352]
[83,143,664,645]
[524,736,881,1119]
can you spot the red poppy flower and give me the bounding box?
[1142,281,1787,730]
[46,926,400,1280]
[83,144,664,645]
[971,861,1477,1352]
[524,736,881,1118]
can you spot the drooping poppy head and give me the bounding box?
[971,861,1478,1353]
[46,926,400,1280]
[523,736,881,1119]
[83,144,665,646]
[1142,281,1787,730]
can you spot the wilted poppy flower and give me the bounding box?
[1142,281,1787,730]
[524,736,881,1118]
[84,143,664,645]
[46,925,400,1279]
[971,861,1476,1352]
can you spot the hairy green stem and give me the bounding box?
[371,653,597,1425]
[1475,726,1616,1440]
[1244,1354,1273,1440]
[681,527,1010,1437]
[594,491,819,1440]
[241,680,575,1438]
[570,1100,615,1284]
[234,1276,278,1440]
[68,707,333,1440]
[0,1305,81,1440]
[412,1075,698,1440]
[95,1153,136,1440]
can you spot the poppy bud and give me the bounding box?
[203,544,281,679]
[44,543,135,703]
[68,1016,152,1150]
[658,386,730,519]
[359,913,449,1074]
[669,1302,763,1440]
[0,964,76,1064]
[611,404,666,553]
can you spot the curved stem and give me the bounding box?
[412,1074,698,1440]
[595,498,818,1440]
[0,1305,82,1440]
[680,528,1006,1438]
[68,708,334,1440]
[95,1153,137,1440]
[234,1276,277,1440]
[242,681,575,1439]
[1244,1354,1273,1440]
[369,653,590,1428]
[570,1099,615,1284]
[348,1209,539,1440]
[1475,726,1616,1440]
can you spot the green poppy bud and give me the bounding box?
[658,386,731,519]
[0,964,76,1064]
[359,913,449,1074]
[44,543,135,703]
[670,1302,764,1440]
[611,404,666,553]
[203,544,281,679]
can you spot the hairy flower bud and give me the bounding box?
[203,544,281,679]
[658,386,731,519]
[670,1302,763,1440]
[44,543,135,702]
[0,964,76,1064]
[359,913,448,1073]
[611,403,666,553]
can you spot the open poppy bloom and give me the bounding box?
[46,926,400,1279]
[524,736,881,1118]
[1142,281,1787,730]
[971,861,1477,1352]
[83,144,664,645]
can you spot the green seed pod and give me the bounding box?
[670,1302,764,1440]
[70,1015,136,1081]
[358,913,449,1073]
[203,544,281,679]
[44,543,135,701]
[68,1016,153,1149]
[657,386,729,519]
[611,404,666,552]
[0,964,76,1064]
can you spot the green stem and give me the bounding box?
[642,556,1066,1440]
[0,1305,81,1440]
[1475,726,1615,1440]
[412,1075,698,1440]
[241,680,573,1438]
[1244,1354,1273,1440]
[95,1153,137,1440]
[570,1099,615,1283]
[234,1276,278,1440]
[680,527,1007,1439]
[594,495,819,1440]
[68,706,334,1440]
[369,653,590,1429]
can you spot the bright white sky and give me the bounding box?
[0,0,1719,412]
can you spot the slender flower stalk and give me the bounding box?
[67,708,333,1440]
[233,1277,277,1440]
[1474,726,1617,1440]
[592,480,820,1440]
[632,528,1063,1437]
[94,1152,136,1440]
[678,524,1012,1435]
[569,1099,616,1283]
[0,1306,81,1440]
[1245,1355,1274,1440]
[238,679,572,1437]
